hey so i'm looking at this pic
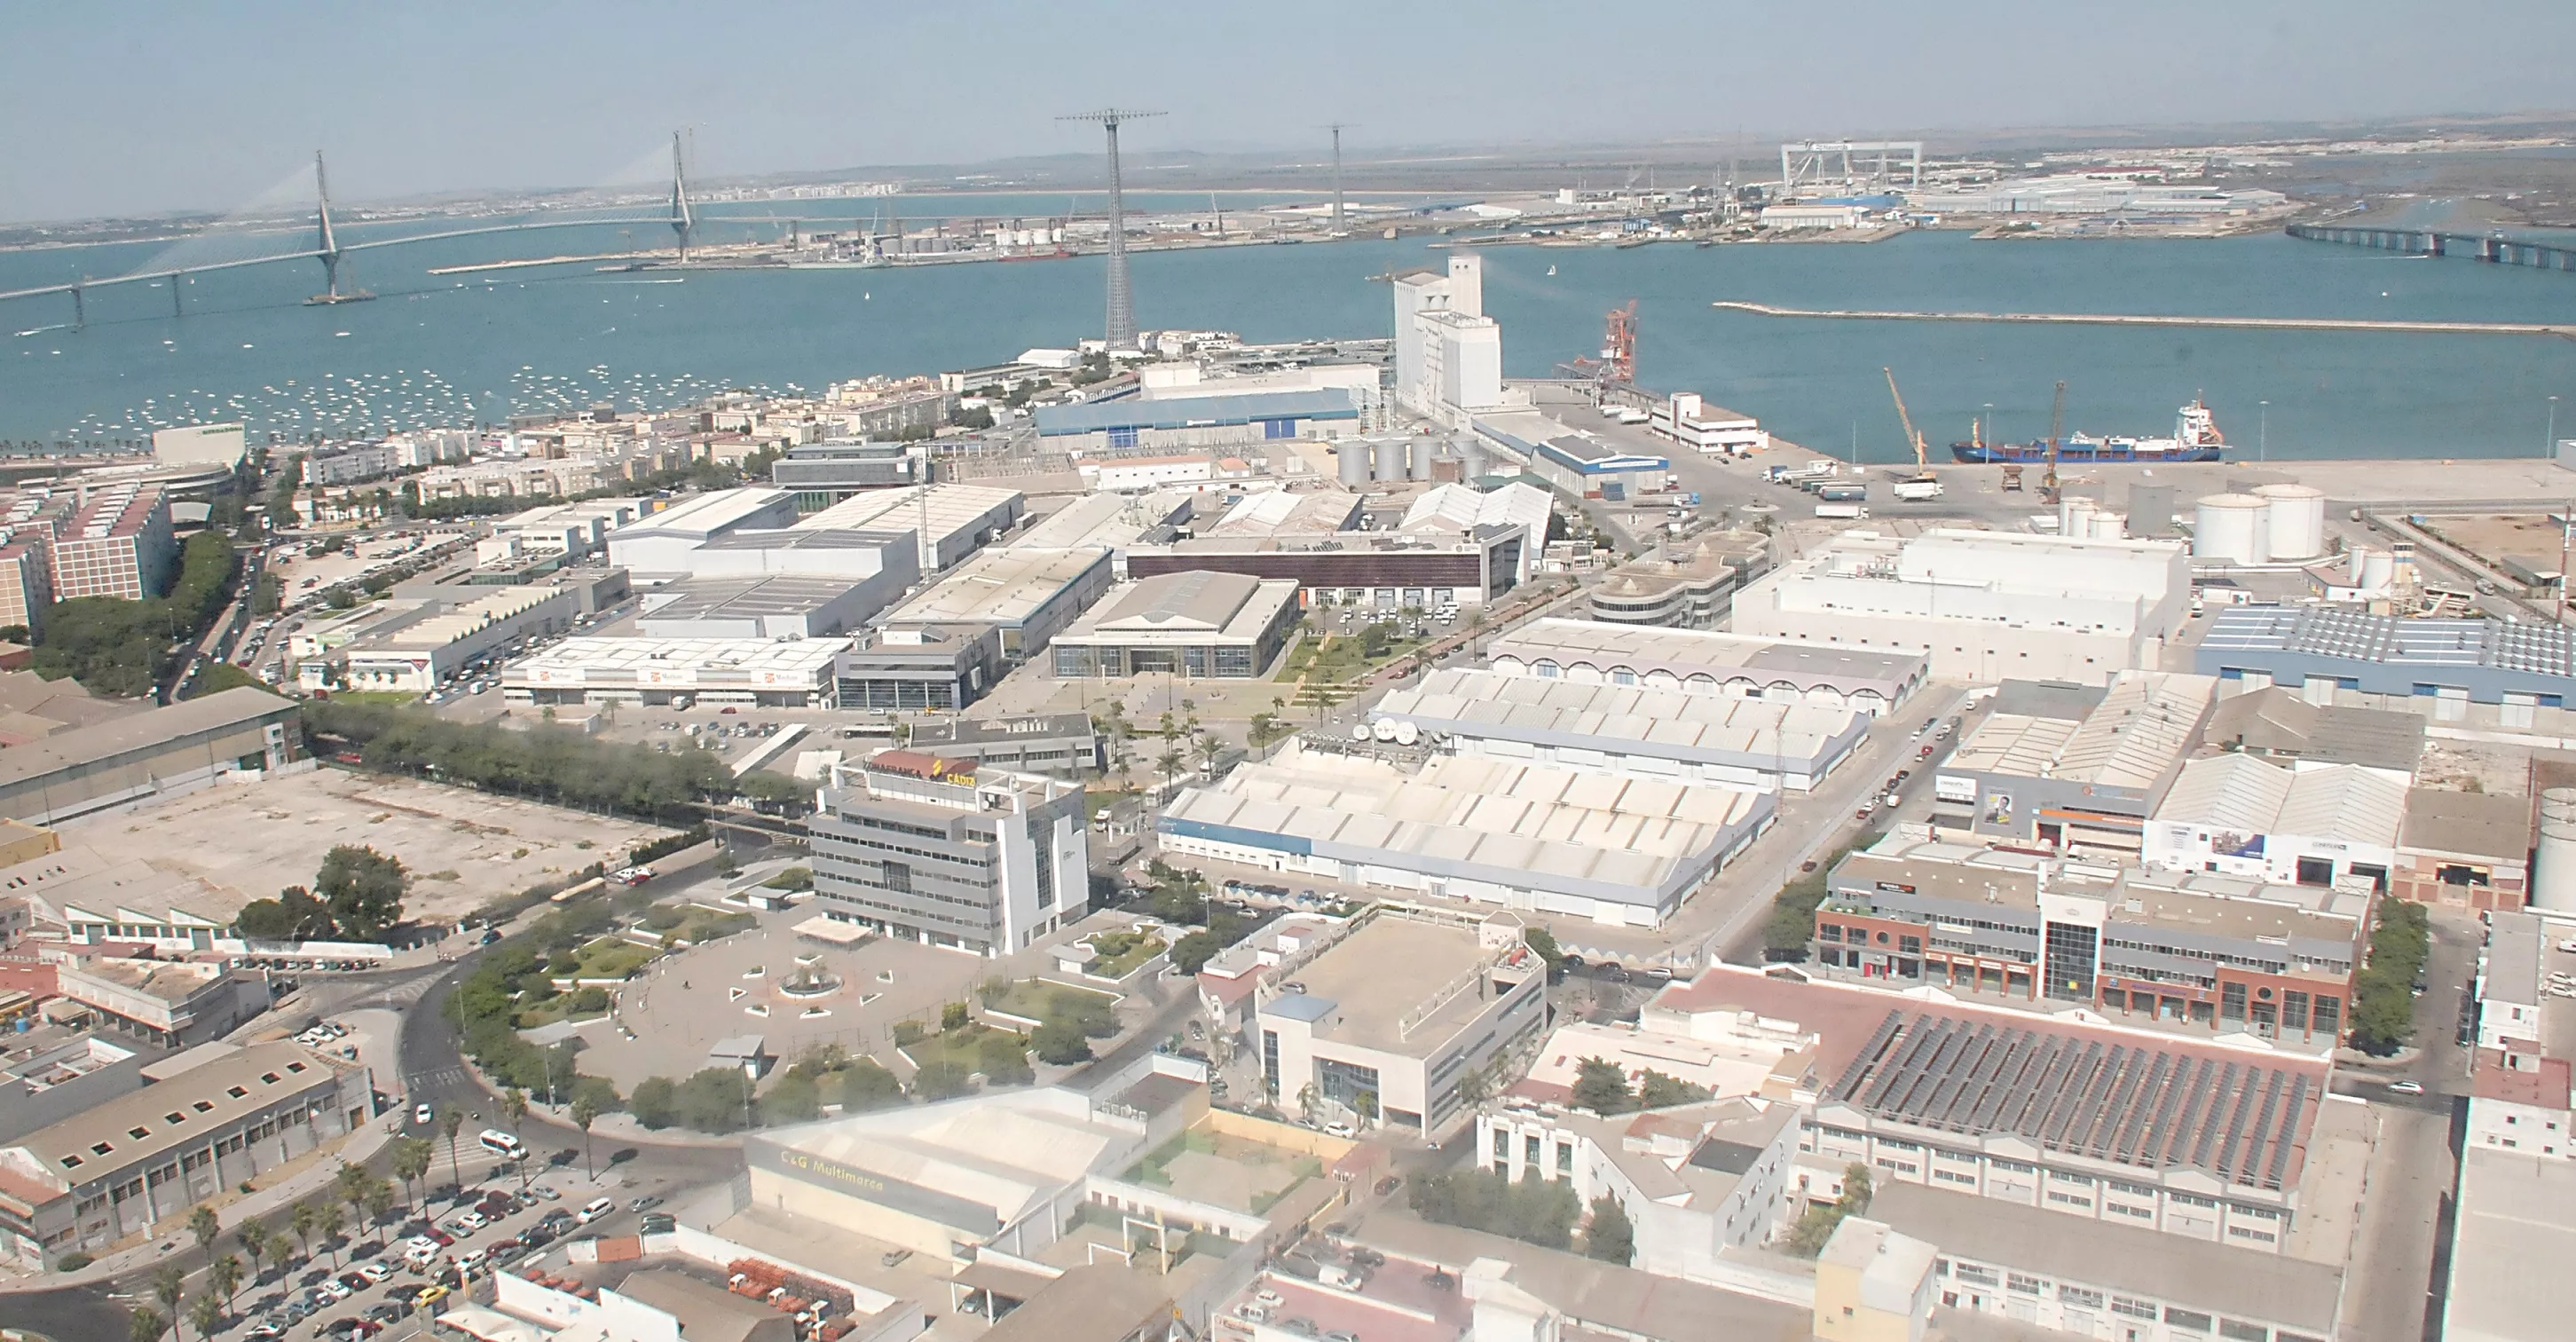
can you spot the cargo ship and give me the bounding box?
[1951,399,2225,464]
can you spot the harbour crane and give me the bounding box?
[2041,379,2067,506]
[1882,367,1934,482]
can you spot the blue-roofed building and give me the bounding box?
[1034,387,1363,454]
[1471,410,1670,502]
[2194,605,2576,735]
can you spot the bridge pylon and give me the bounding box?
[670,131,695,263]
[305,151,374,305]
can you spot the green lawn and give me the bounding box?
[904,1022,1022,1070]
[1083,929,1167,980]
[571,936,658,980]
[639,904,757,945]
[987,979,1120,1023]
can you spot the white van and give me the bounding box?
[578,1196,616,1225]
[478,1129,524,1159]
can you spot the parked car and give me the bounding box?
[2387,1079,2427,1096]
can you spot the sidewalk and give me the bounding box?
[4,1114,399,1294]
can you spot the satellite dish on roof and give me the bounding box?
[1372,720,1398,742]
[1350,722,1372,741]
[1392,721,1420,746]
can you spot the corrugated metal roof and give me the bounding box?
[1034,388,1359,435]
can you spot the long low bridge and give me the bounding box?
[2287,221,2576,271]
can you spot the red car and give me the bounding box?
[426,1228,455,1248]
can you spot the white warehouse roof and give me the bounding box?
[2156,754,2407,849]
[1372,667,1869,779]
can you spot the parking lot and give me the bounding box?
[228,1131,662,1342]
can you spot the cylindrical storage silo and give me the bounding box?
[1337,444,1370,488]
[2059,496,2093,536]
[2359,549,2396,591]
[2256,483,2328,560]
[2534,788,2576,912]
[2090,511,2127,541]
[1457,437,1488,480]
[2194,493,2271,565]
[1374,438,1407,483]
[1409,436,1437,481]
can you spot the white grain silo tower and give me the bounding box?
[2194,493,2272,565]
[2534,788,2576,912]
[1374,438,1407,483]
[2256,483,2328,561]
[1337,444,1371,488]
[1408,436,1437,481]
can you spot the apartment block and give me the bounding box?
[50,485,176,601]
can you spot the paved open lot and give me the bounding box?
[56,768,674,925]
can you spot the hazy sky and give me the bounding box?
[5,0,2572,221]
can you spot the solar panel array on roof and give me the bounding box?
[1826,1009,2317,1191]
[2202,605,2576,678]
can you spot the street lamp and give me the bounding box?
[2258,401,2269,464]
[2550,395,2562,461]
[1981,402,1995,446]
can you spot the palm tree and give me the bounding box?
[150,1263,185,1329]
[185,1292,223,1342]
[185,1204,221,1266]
[335,1164,373,1244]
[1155,748,1184,799]
[500,1088,532,1192]
[288,1200,318,1263]
[439,1109,467,1190]
[363,1180,397,1246]
[571,1096,600,1180]
[391,1137,433,1211]
[315,1203,346,1268]
[127,1306,164,1342]
[207,1253,241,1309]
[259,1230,293,1279]
[232,1221,267,1281]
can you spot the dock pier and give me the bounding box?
[1710,300,2576,339]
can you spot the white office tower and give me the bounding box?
[1393,253,1506,428]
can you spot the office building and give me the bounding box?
[0,687,302,825]
[1930,674,2218,855]
[0,1039,372,1267]
[148,423,247,469]
[1370,667,1871,793]
[2197,605,2576,736]
[1587,535,1773,629]
[1649,393,1770,455]
[603,487,801,575]
[903,714,1101,777]
[503,637,849,709]
[807,749,1089,956]
[1476,1098,1802,1280]
[796,484,1027,573]
[1159,738,1769,928]
[879,547,1116,663]
[1485,619,1925,717]
[1733,529,2194,686]
[1813,837,2364,1046]
[1051,572,1302,679]
[1253,906,1548,1133]
[50,485,177,601]
[833,626,1004,713]
[769,439,926,499]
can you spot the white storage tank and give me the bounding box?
[1374,438,1408,483]
[2535,788,2576,912]
[1409,436,1437,481]
[2059,496,2096,536]
[1337,444,1372,488]
[2256,483,2327,560]
[2088,510,2128,541]
[2359,548,2396,591]
[2194,493,2272,565]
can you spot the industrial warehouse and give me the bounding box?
[1157,738,1770,926]
[1368,667,1871,792]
